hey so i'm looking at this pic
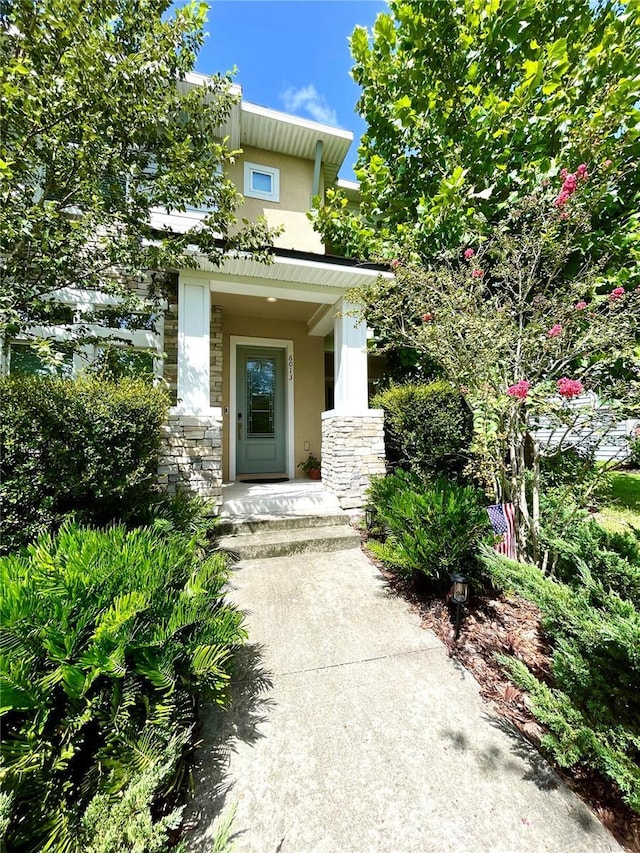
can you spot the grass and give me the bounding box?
[598,470,640,533]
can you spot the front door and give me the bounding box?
[236,346,286,475]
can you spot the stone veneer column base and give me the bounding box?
[321,410,386,510]
[158,412,223,511]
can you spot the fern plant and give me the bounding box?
[0,521,246,852]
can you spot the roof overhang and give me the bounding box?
[178,72,353,181]
[189,250,391,336]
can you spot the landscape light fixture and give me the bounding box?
[450,573,470,640]
[365,506,375,530]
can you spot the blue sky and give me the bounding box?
[194,1,388,179]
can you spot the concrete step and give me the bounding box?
[215,511,349,537]
[219,523,361,560]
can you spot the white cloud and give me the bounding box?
[281,85,338,126]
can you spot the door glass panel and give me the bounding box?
[247,357,275,437]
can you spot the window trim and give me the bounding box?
[243,162,280,202]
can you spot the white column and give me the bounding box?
[177,275,210,413]
[333,297,368,413]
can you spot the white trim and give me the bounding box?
[322,409,383,420]
[177,276,210,413]
[211,278,340,305]
[336,178,360,191]
[243,162,280,202]
[242,99,353,140]
[229,335,295,482]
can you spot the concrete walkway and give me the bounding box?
[185,547,622,853]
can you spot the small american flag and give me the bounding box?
[486,503,517,560]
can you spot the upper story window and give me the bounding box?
[244,162,280,202]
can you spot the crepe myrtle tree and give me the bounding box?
[0,0,278,362]
[348,165,640,565]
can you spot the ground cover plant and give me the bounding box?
[482,546,640,813]
[0,374,169,553]
[0,520,245,852]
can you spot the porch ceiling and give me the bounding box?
[211,291,321,323]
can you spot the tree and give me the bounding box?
[347,170,640,564]
[312,0,640,264]
[0,0,276,359]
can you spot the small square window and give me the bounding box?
[251,171,272,194]
[244,162,279,202]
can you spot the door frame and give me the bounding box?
[229,335,294,481]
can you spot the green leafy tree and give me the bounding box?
[0,0,277,358]
[349,173,640,563]
[312,0,640,263]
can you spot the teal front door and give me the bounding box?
[236,346,286,475]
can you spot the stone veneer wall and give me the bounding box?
[321,410,386,510]
[158,413,223,509]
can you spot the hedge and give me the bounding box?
[0,375,169,553]
[372,381,473,478]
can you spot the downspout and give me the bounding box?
[312,139,323,206]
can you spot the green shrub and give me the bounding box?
[482,548,640,812]
[0,521,245,852]
[367,470,492,589]
[629,435,640,468]
[79,749,184,853]
[0,375,169,552]
[539,446,598,492]
[539,496,640,608]
[371,382,472,478]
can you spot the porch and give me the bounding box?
[158,251,389,512]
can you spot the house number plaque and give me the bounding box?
[288,354,294,381]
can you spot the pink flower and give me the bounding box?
[560,211,569,219]
[507,380,531,400]
[575,300,587,310]
[464,248,475,259]
[557,377,584,399]
[554,191,571,208]
[422,312,433,323]
[390,258,401,270]
[603,159,612,168]
[547,324,563,338]
[609,287,625,299]
[472,269,484,278]
[554,165,589,208]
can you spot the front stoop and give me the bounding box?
[217,513,360,560]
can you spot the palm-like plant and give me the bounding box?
[0,521,245,852]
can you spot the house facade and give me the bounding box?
[156,75,387,511]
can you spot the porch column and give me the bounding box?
[333,298,368,412]
[321,297,385,511]
[177,275,210,413]
[157,275,223,511]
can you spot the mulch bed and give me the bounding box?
[362,538,640,853]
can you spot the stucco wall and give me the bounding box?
[221,313,325,481]
[226,145,324,254]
